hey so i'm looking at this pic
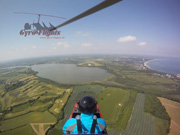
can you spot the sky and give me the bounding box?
[0,0,180,62]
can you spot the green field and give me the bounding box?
[77,59,105,67]
[0,68,73,135]
[122,93,155,135]
[155,117,170,135]
[49,89,72,117]
[144,94,170,135]
[0,124,34,135]
[0,67,70,119]
[97,87,137,131]
[98,87,130,123]
[0,111,56,134]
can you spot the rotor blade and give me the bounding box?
[39,14,66,19]
[14,12,39,15]
[14,12,65,19]
[51,0,122,30]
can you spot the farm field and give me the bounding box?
[122,93,155,135]
[159,97,180,135]
[0,124,34,135]
[97,87,136,131]
[77,59,105,67]
[0,67,73,135]
[0,111,56,135]
[49,89,72,116]
[144,94,170,135]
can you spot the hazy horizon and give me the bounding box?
[1,53,180,64]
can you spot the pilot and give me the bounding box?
[63,96,107,134]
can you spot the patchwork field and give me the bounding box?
[0,111,56,135]
[49,89,72,116]
[0,68,73,135]
[159,97,180,135]
[122,93,155,135]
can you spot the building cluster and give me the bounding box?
[152,73,164,77]
[152,73,177,79]
[177,74,180,79]
[135,64,148,70]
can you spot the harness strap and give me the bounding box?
[90,115,97,134]
[76,115,82,134]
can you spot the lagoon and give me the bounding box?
[31,64,111,84]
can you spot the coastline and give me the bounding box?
[144,58,180,76]
[144,59,159,70]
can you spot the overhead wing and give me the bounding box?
[51,0,122,30]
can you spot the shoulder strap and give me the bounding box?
[76,115,82,134]
[90,115,97,134]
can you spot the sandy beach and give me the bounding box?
[144,59,159,70]
[144,61,151,70]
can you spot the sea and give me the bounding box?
[146,58,180,75]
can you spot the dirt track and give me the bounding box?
[30,123,55,135]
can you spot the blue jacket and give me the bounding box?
[63,113,106,134]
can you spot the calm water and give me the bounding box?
[31,64,111,84]
[146,58,180,75]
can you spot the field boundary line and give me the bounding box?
[162,103,180,109]
[1,124,27,133]
[171,120,180,129]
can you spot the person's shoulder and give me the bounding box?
[64,118,76,126]
[97,118,106,126]
[63,118,77,133]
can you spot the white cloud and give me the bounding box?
[81,43,92,47]
[32,46,36,49]
[57,42,70,48]
[117,35,137,43]
[138,42,147,46]
[76,31,90,37]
